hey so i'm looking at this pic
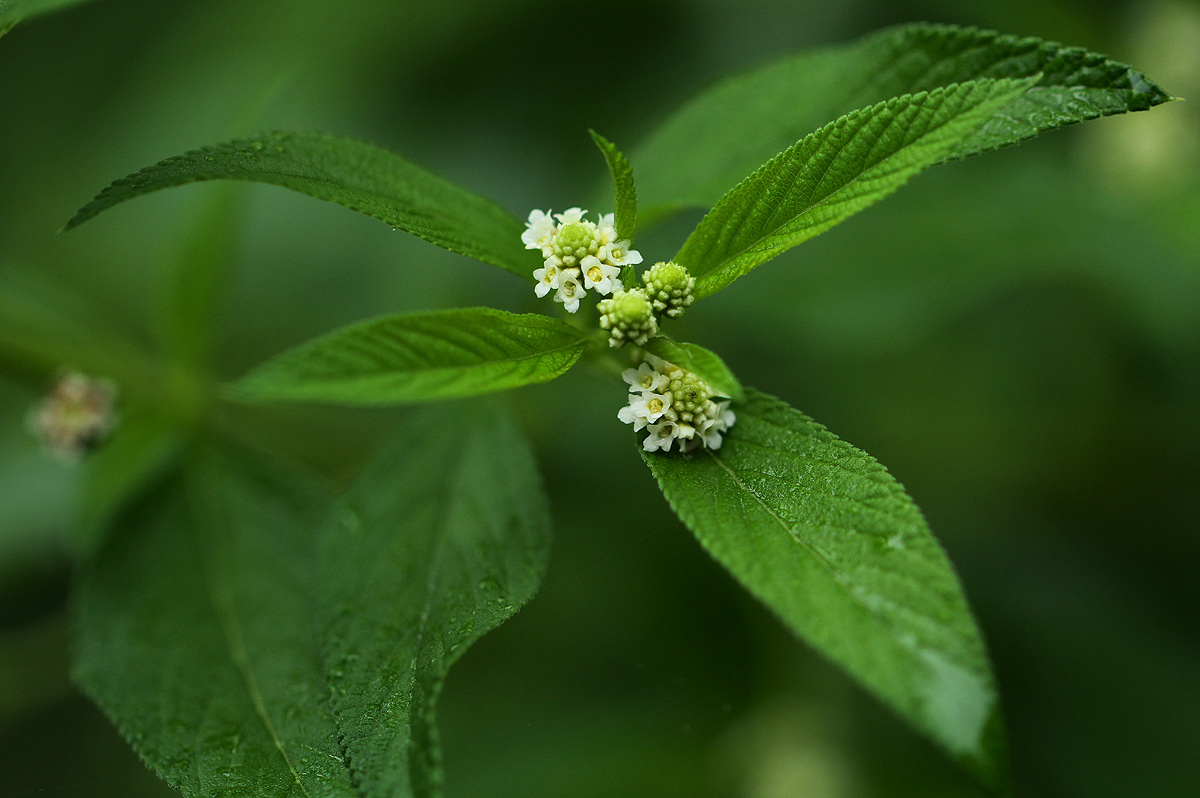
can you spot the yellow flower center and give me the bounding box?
[647,398,664,414]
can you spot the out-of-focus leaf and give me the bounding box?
[590,130,637,240]
[160,185,242,372]
[227,307,587,406]
[635,22,1173,224]
[0,0,94,37]
[641,336,744,402]
[66,132,538,279]
[0,269,159,400]
[75,413,179,557]
[676,79,1033,298]
[643,387,1008,793]
[74,404,552,798]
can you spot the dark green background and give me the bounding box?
[2,0,1198,795]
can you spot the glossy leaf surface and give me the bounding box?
[643,387,1007,791]
[74,406,552,798]
[66,132,537,278]
[228,308,587,406]
[634,22,1171,224]
[676,79,1032,297]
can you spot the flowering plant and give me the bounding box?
[0,7,1174,797]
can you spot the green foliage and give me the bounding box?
[74,406,551,798]
[643,387,1007,791]
[676,78,1034,298]
[0,0,93,37]
[640,336,744,402]
[589,130,637,240]
[65,132,538,279]
[227,308,587,406]
[634,22,1172,224]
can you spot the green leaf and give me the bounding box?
[589,130,638,240]
[227,307,587,406]
[74,405,552,798]
[642,387,1008,792]
[0,0,94,37]
[634,22,1172,224]
[641,336,744,402]
[65,131,538,279]
[676,78,1034,298]
[75,412,179,557]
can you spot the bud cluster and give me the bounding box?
[618,356,735,453]
[597,288,658,347]
[641,260,695,318]
[26,370,118,461]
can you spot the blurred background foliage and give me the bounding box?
[1,0,1198,796]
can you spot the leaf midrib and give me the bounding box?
[194,476,316,798]
[691,93,945,282]
[703,443,936,666]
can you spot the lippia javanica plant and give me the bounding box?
[30,21,1170,798]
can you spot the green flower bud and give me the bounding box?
[641,260,695,318]
[597,288,658,347]
[665,370,715,423]
[552,222,600,266]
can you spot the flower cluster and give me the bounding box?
[523,208,642,313]
[618,356,736,453]
[27,370,118,461]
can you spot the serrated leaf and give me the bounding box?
[0,0,94,37]
[676,78,1034,298]
[227,307,587,406]
[589,130,637,240]
[65,132,538,279]
[634,22,1172,224]
[74,404,552,798]
[641,336,743,402]
[643,387,1008,793]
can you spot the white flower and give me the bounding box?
[579,255,623,295]
[643,420,681,452]
[600,241,642,267]
[533,263,563,298]
[630,391,670,424]
[554,207,587,225]
[522,209,557,250]
[622,362,669,393]
[554,268,585,313]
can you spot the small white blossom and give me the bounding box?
[532,263,563,298]
[580,255,623,295]
[643,420,681,452]
[600,241,642,267]
[622,362,669,393]
[554,268,585,313]
[522,209,558,250]
[554,207,587,225]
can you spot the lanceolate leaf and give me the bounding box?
[0,0,94,37]
[634,22,1172,223]
[643,388,1008,792]
[641,336,744,402]
[677,78,1034,298]
[589,130,637,240]
[65,132,538,279]
[74,405,552,798]
[227,307,588,406]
